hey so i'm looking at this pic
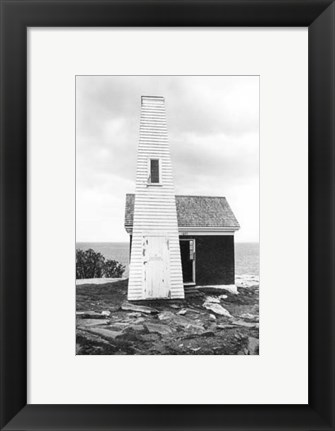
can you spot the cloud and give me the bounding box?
[76,76,259,242]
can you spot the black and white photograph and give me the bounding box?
[76,75,259,355]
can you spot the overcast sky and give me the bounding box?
[76,76,259,243]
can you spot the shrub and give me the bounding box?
[103,259,126,278]
[76,248,125,279]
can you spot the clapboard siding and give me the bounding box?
[127,96,184,300]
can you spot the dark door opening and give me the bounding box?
[180,239,195,284]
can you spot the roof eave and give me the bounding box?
[124,225,240,234]
[178,226,240,232]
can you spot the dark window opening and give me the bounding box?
[150,159,160,183]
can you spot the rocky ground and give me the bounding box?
[76,275,259,355]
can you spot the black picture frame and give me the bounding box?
[1,1,334,430]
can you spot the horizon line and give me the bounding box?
[76,240,260,244]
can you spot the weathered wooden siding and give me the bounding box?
[128,96,184,300]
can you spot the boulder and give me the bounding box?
[85,327,122,340]
[123,324,145,332]
[128,312,142,318]
[141,333,161,342]
[108,323,129,331]
[121,302,159,314]
[169,304,182,309]
[144,322,175,336]
[101,310,111,317]
[217,324,238,329]
[206,296,220,304]
[178,309,188,315]
[239,313,259,322]
[77,319,110,328]
[231,319,259,329]
[158,311,175,321]
[76,310,108,319]
[173,315,204,332]
[203,302,232,318]
[185,308,200,314]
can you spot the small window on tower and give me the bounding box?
[149,159,160,184]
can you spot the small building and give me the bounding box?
[125,95,240,301]
[125,194,240,291]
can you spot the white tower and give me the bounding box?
[127,96,184,300]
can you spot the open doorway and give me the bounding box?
[180,239,196,285]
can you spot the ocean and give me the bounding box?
[76,241,259,277]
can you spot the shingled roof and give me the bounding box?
[124,194,240,230]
